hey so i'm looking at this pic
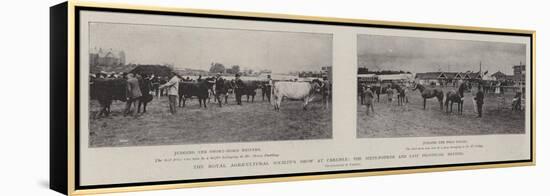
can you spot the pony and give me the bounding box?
[412,82,444,110]
[444,82,468,114]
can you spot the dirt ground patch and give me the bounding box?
[89,93,332,147]
[357,89,526,138]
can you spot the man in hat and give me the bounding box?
[321,76,331,109]
[364,86,375,115]
[124,73,142,117]
[159,72,180,115]
[359,82,366,105]
[234,73,244,105]
[512,92,522,111]
[262,75,273,102]
[474,86,485,117]
[151,74,160,97]
[214,73,226,107]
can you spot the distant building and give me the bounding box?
[357,67,369,74]
[464,71,483,80]
[89,47,126,66]
[296,66,332,81]
[513,62,526,85]
[415,71,482,86]
[491,71,509,81]
[357,74,378,83]
[490,70,519,84]
[378,73,413,84]
[415,72,442,85]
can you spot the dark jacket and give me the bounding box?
[322,80,331,95]
[364,88,374,104]
[215,77,225,93]
[475,91,484,105]
[235,78,244,89]
[139,78,152,94]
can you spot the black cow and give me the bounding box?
[178,79,215,108]
[234,80,260,104]
[90,78,127,118]
[213,78,233,107]
[137,77,153,113]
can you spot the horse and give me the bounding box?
[444,82,468,114]
[412,82,444,110]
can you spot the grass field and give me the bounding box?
[89,92,332,147]
[357,87,526,138]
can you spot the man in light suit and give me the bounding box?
[159,72,180,115]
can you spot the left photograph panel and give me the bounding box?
[87,23,333,147]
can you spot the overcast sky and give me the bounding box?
[358,34,526,75]
[89,22,332,73]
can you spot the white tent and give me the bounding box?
[357,74,377,78]
[378,74,413,81]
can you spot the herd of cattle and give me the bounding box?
[90,75,329,118]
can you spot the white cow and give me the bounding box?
[272,81,321,111]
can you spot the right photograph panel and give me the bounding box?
[356,34,527,138]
